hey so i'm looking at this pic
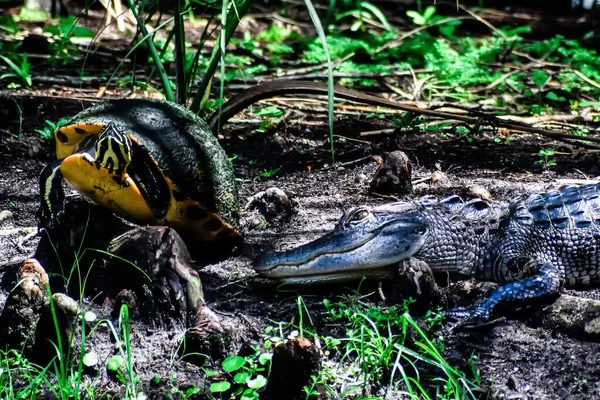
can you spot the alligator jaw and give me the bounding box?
[253,218,427,284]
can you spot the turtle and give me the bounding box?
[39,99,241,249]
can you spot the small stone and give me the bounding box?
[369,151,413,195]
[537,295,600,340]
[355,173,368,184]
[273,135,286,147]
[0,258,50,352]
[245,187,297,222]
[431,170,448,185]
[466,185,492,200]
[0,210,14,223]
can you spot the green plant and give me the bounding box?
[335,0,393,32]
[43,17,95,66]
[323,296,478,398]
[406,5,437,26]
[106,305,145,399]
[0,53,31,87]
[0,349,49,398]
[537,148,556,168]
[304,0,336,163]
[302,372,326,399]
[207,348,271,400]
[35,119,68,140]
[254,106,284,132]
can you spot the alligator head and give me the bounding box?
[253,202,429,284]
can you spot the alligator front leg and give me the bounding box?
[446,261,565,327]
[38,159,66,231]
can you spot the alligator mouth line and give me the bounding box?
[253,221,416,283]
[257,230,379,270]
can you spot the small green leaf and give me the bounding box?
[186,386,201,396]
[107,355,124,371]
[82,351,98,367]
[222,355,245,372]
[406,10,424,25]
[422,6,436,21]
[234,371,250,384]
[258,353,272,365]
[246,374,267,390]
[210,381,231,393]
[253,106,283,117]
[261,167,280,179]
[84,311,97,322]
[241,388,259,400]
[531,70,549,87]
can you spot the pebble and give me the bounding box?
[0,210,14,223]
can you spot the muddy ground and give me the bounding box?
[1,94,600,398]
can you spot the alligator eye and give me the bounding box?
[350,209,370,222]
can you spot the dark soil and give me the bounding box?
[2,95,600,398]
[2,1,600,397]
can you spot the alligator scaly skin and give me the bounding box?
[415,184,600,323]
[254,183,600,325]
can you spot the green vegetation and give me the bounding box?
[206,350,270,399]
[318,296,478,398]
[537,148,557,168]
[2,0,599,398]
[35,119,68,140]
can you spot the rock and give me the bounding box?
[182,306,233,364]
[245,187,297,226]
[397,258,441,298]
[0,258,49,352]
[430,170,448,185]
[35,199,210,329]
[263,337,322,400]
[0,210,13,223]
[465,185,492,200]
[106,226,205,329]
[370,151,412,195]
[536,295,600,340]
[383,258,443,309]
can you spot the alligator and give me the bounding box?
[253,183,600,324]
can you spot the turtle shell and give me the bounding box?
[55,99,240,246]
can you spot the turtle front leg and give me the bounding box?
[38,158,66,231]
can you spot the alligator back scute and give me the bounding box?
[511,202,533,226]
[419,195,440,209]
[526,193,551,228]
[462,199,493,221]
[515,184,600,230]
[562,186,592,228]
[545,189,570,229]
[580,183,600,225]
[439,195,464,213]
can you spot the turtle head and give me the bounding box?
[95,122,133,175]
